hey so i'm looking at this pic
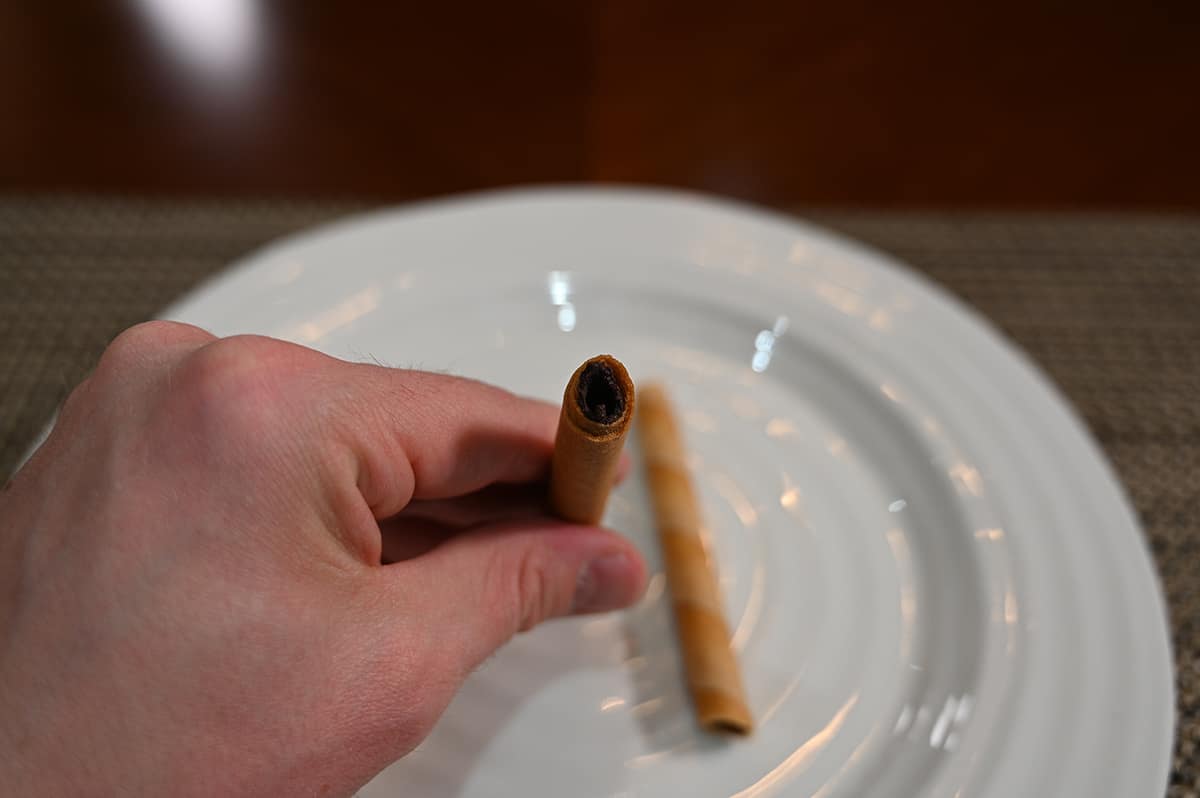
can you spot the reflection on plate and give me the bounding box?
[165,188,1173,797]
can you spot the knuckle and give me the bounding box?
[56,374,95,422]
[92,322,216,402]
[100,320,210,370]
[168,336,303,440]
[512,544,565,633]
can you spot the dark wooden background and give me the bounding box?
[2,2,1198,207]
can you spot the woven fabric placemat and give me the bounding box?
[0,197,1196,795]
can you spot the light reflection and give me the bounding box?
[734,694,859,797]
[888,499,908,513]
[750,315,789,373]
[815,283,864,317]
[929,696,956,748]
[287,286,380,343]
[599,696,626,712]
[729,394,763,419]
[899,593,916,627]
[1004,591,1019,625]
[810,730,875,798]
[629,697,664,719]
[548,270,569,304]
[731,535,766,650]
[955,693,975,724]
[627,749,672,768]
[137,0,260,83]
[780,488,800,510]
[546,270,576,332]
[880,383,901,402]
[949,463,984,497]
[698,476,758,627]
[779,472,804,517]
[756,670,804,726]
[974,527,1004,542]
[639,573,666,606]
[765,417,800,439]
[868,309,892,331]
[929,694,975,750]
[885,528,916,658]
[582,617,618,637]
[895,694,975,750]
[712,473,759,526]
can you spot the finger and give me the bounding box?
[37,321,217,464]
[96,320,216,385]
[398,483,551,528]
[315,362,564,518]
[379,517,455,564]
[159,336,622,525]
[400,452,635,528]
[393,521,646,673]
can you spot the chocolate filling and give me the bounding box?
[577,361,626,424]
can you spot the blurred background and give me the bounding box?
[1,4,1198,794]
[3,1,1199,206]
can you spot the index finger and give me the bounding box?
[330,362,562,517]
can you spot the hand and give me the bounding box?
[0,322,646,796]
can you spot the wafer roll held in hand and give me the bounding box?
[639,382,753,735]
[548,355,636,524]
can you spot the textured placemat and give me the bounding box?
[1,197,1196,795]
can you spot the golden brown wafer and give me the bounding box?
[639,382,753,735]
[548,355,635,524]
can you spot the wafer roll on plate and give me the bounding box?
[639,382,753,735]
[548,355,635,524]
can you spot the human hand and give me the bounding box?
[0,322,646,796]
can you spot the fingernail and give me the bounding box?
[572,553,632,613]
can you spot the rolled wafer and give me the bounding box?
[639,383,753,735]
[548,355,635,524]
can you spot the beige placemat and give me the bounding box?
[1,197,1196,795]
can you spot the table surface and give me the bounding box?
[0,197,1196,795]
[3,3,1200,206]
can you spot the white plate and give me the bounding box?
[164,188,1173,797]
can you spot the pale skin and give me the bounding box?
[0,321,647,796]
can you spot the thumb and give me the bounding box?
[397,521,646,672]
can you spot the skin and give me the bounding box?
[0,321,647,796]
